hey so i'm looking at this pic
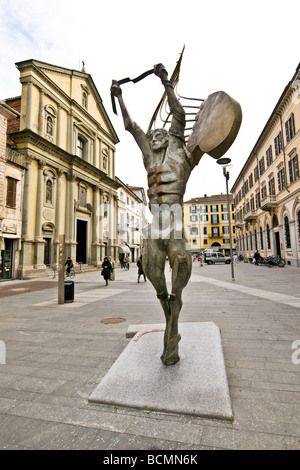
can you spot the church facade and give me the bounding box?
[5,59,120,278]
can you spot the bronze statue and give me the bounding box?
[111,62,242,366]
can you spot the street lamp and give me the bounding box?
[217,157,235,281]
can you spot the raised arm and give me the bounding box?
[154,64,185,141]
[111,81,151,161]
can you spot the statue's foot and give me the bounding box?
[160,334,181,366]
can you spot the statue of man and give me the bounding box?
[111,64,197,366]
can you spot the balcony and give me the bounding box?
[235,221,245,229]
[261,195,277,211]
[244,210,258,222]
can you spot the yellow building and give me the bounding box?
[231,62,300,267]
[5,59,120,278]
[183,194,235,254]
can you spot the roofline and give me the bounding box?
[115,176,143,203]
[231,62,300,192]
[15,59,119,144]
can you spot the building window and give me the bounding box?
[249,173,253,188]
[211,214,219,224]
[250,196,255,211]
[254,229,258,250]
[249,231,253,251]
[289,154,299,184]
[223,226,229,234]
[190,227,198,235]
[266,146,273,167]
[255,191,260,209]
[211,204,218,212]
[77,137,85,158]
[274,132,282,156]
[261,184,267,200]
[254,166,259,182]
[201,214,208,222]
[285,114,295,143]
[269,176,275,195]
[200,205,208,212]
[277,167,285,192]
[212,227,219,237]
[190,215,197,222]
[260,226,264,250]
[266,224,271,250]
[190,206,197,213]
[6,177,17,208]
[284,216,291,249]
[259,157,265,176]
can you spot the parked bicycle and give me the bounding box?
[259,255,285,268]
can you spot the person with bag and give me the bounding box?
[101,256,112,286]
[137,255,146,283]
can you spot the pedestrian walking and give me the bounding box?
[199,253,203,267]
[101,256,112,286]
[254,250,261,266]
[137,255,146,282]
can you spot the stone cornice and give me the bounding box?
[10,129,122,191]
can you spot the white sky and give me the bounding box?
[0,0,299,201]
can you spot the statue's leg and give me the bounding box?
[142,238,172,359]
[142,237,169,314]
[162,244,192,365]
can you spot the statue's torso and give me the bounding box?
[146,145,194,209]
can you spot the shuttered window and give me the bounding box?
[6,177,17,208]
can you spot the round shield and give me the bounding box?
[187,91,242,164]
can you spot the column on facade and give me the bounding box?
[25,81,33,130]
[67,112,73,154]
[38,89,44,135]
[35,160,45,240]
[93,135,97,167]
[34,160,46,266]
[91,184,101,265]
[65,172,76,259]
[53,169,63,268]
[21,160,31,240]
[99,188,105,260]
[56,106,61,147]
[20,158,33,272]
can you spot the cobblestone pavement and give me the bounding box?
[0,261,299,450]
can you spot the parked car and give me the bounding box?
[204,252,231,264]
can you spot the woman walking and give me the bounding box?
[137,255,146,283]
[101,256,112,286]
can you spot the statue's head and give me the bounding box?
[146,128,169,152]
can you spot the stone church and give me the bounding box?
[4,59,120,278]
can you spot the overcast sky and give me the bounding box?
[0,0,299,201]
